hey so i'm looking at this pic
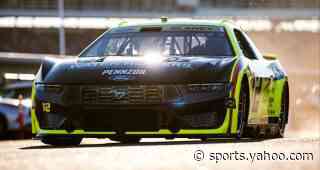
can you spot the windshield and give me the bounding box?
[80,27,233,58]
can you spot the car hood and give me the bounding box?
[38,56,237,84]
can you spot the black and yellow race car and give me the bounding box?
[31,19,289,145]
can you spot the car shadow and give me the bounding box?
[20,138,267,150]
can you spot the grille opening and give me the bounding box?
[82,85,163,104]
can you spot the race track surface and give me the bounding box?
[0,137,319,170]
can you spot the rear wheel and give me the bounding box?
[276,84,289,138]
[41,136,82,146]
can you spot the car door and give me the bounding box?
[234,29,275,125]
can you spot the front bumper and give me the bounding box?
[33,83,233,134]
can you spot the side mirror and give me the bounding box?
[263,53,278,60]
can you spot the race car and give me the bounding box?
[31,19,289,146]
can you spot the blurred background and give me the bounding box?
[0,0,319,139]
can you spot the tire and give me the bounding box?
[236,83,250,139]
[201,137,209,142]
[41,136,82,146]
[0,116,7,138]
[276,84,289,138]
[110,136,141,144]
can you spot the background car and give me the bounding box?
[0,81,32,138]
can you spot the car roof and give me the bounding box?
[115,19,240,30]
[4,81,32,90]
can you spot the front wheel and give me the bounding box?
[41,136,82,146]
[236,84,250,139]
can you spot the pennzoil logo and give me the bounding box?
[102,69,146,76]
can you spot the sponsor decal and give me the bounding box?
[102,69,146,76]
[269,63,285,80]
[102,68,146,80]
[167,62,192,69]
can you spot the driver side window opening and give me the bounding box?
[234,29,258,60]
